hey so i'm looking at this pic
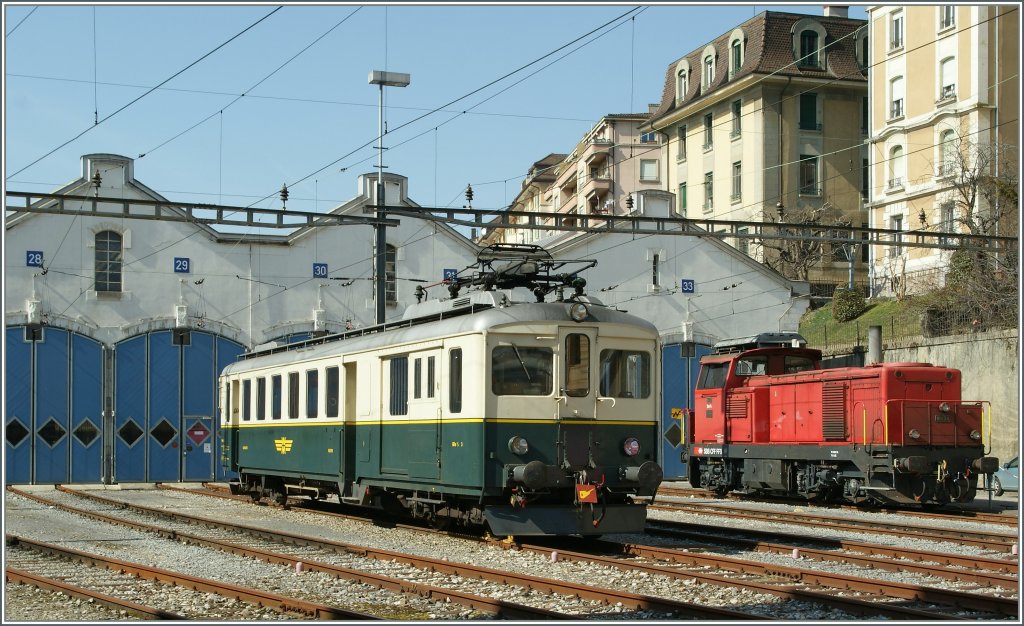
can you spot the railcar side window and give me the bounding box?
[326,367,339,418]
[564,334,591,397]
[599,350,651,399]
[242,380,251,421]
[306,370,319,418]
[288,372,299,419]
[449,349,462,413]
[784,356,815,373]
[735,357,767,376]
[427,356,436,398]
[390,357,409,416]
[697,363,727,389]
[414,358,422,399]
[271,375,282,419]
[256,378,266,420]
[492,345,553,396]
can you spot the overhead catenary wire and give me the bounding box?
[6,6,283,181]
[243,6,645,209]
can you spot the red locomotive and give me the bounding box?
[685,333,999,505]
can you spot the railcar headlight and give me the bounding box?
[508,436,529,455]
[939,402,952,413]
[623,437,640,456]
[969,430,982,441]
[568,302,588,322]
[908,429,921,440]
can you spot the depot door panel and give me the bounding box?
[6,327,33,483]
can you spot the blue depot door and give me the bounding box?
[114,330,244,483]
[4,326,103,484]
[660,341,712,480]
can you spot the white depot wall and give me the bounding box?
[883,330,1020,464]
[4,155,479,348]
[548,229,809,344]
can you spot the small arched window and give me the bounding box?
[888,146,905,189]
[95,230,122,293]
[939,129,957,176]
[792,19,826,69]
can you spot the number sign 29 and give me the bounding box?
[174,257,191,273]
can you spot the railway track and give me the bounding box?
[651,500,1019,552]
[34,483,1020,620]
[6,535,375,619]
[7,486,760,620]
[657,485,1019,526]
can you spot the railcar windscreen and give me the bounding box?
[492,345,553,396]
[599,350,651,399]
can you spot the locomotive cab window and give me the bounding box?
[492,345,553,396]
[784,356,816,373]
[449,349,463,413]
[271,375,282,419]
[564,334,591,397]
[698,362,728,389]
[288,372,299,419]
[735,356,767,376]
[256,378,266,420]
[599,350,651,398]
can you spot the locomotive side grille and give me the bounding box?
[821,384,847,440]
[726,396,748,420]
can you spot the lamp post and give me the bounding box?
[368,70,410,325]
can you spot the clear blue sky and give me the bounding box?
[4,2,868,216]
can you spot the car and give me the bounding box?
[990,456,1018,496]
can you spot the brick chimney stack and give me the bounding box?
[823,6,849,18]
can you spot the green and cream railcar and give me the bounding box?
[220,291,663,536]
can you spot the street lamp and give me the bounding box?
[369,70,410,325]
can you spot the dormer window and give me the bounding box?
[799,31,819,67]
[728,28,745,77]
[701,45,717,90]
[792,19,826,69]
[675,60,691,102]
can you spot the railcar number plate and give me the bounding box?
[693,445,723,456]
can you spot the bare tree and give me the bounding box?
[928,129,1018,328]
[755,201,851,282]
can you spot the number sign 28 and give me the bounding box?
[26,251,44,267]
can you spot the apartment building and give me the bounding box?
[643,7,869,290]
[866,4,1019,296]
[481,111,672,247]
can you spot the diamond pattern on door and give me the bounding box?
[118,419,144,446]
[38,418,68,448]
[6,418,30,448]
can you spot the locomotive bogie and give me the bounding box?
[220,290,663,536]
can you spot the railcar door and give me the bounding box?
[558,329,597,421]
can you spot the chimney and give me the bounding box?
[823,6,849,18]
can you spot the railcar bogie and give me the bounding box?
[220,246,663,536]
[685,332,998,506]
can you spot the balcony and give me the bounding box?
[583,137,612,166]
[580,171,611,199]
[936,84,956,104]
[887,177,904,191]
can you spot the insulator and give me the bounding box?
[465,184,474,203]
